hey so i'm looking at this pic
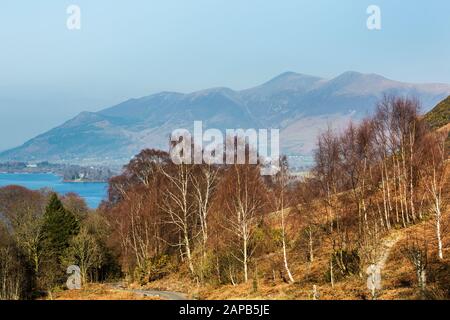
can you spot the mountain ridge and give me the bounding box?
[2,71,450,166]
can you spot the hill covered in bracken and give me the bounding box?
[425,96,450,153]
[425,95,450,129]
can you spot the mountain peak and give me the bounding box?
[321,71,393,94]
[336,71,387,81]
[267,71,323,83]
[244,71,325,96]
[339,70,363,77]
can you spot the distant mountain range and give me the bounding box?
[2,71,450,166]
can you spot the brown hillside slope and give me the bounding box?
[425,96,450,129]
[425,96,450,153]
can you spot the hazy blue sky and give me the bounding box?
[0,0,449,150]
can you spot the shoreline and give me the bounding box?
[63,180,108,184]
[0,172,107,208]
[0,172,108,184]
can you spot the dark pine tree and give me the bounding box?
[41,193,80,257]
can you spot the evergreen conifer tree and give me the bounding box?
[41,193,80,257]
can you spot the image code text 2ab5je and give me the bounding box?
[1,0,450,311]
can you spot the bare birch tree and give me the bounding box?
[160,163,196,275]
[220,164,266,283]
[270,156,295,283]
[422,132,447,260]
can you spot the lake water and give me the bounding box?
[0,173,108,208]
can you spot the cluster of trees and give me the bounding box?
[103,149,267,284]
[102,146,324,287]
[62,165,114,182]
[102,96,448,291]
[0,187,118,299]
[314,97,447,254]
[312,96,448,287]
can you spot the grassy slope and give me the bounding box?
[425,96,450,129]
[425,96,450,153]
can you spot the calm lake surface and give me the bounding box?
[0,173,107,208]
